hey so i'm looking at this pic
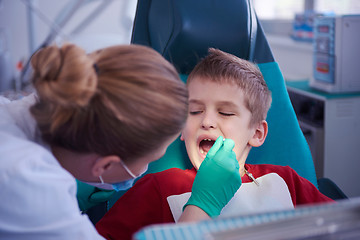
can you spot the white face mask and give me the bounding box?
[81,160,148,192]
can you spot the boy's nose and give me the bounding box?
[201,112,217,129]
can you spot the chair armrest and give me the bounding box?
[317,177,347,200]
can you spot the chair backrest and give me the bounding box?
[131,0,274,73]
[130,0,318,187]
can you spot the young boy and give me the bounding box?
[95,49,333,240]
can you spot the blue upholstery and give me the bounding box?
[130,0,318,187]
[249,62,316,186]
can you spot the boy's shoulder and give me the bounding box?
[145,167,197,177]
[140,167,197,185]
[134,167,197,195]
[246,163,297,178]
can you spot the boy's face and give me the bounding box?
[181,77,259,171]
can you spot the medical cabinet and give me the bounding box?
[311,15,360,93]
[287,80,360,198]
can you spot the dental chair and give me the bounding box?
[81,0,346,224]
[129,0,315,183]
[126,0,348,198]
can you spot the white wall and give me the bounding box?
[267,34,314,81]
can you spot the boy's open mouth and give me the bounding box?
[199,138,216,158]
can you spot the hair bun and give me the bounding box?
[31,43,98,107]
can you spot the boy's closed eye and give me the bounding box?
[188,100,204,115]
[217,102,239,117]
[189,111,203,115]
[219,112,235,116]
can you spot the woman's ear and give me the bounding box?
[91,155,121,177]
[249,120,268,147]
[180,132,184,141]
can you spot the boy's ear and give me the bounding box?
[91,155,121,177]
[180,132,184,141]
[249,120,268,147]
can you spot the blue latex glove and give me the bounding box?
[76,179,116,212]
[184,136,241,217]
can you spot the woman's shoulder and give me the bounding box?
[0,132,78,232]
[0,130,52,166]
[0,129,72,195]
[0,93,39,142]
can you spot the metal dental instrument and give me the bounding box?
[244,168,260,186]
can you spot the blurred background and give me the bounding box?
[1,0,360,91]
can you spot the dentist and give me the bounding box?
[0,43,188,239]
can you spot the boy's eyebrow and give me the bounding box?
[188,99,203,104]
[216,101,239,108]
[189,99,239,108]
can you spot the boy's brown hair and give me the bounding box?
[187,48,272,126]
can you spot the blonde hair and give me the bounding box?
[187,48,272,126]
[30,43,188,162]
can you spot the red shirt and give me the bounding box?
[96,164,333,240]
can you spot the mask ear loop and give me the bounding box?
[99,175,105,184]
[97,159,137,183]
[119,160,137,178]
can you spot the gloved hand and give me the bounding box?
[76,179,116,212]
[184,136,241,217]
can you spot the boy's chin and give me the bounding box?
[188,157,201,170]
[193,157,205,170]
[194,164,201,170]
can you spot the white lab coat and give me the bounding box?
[0,94,104,240]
